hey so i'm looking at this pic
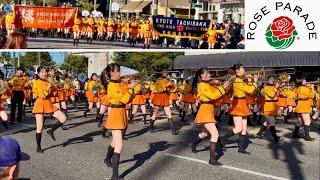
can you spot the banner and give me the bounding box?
[152,16,211,39]
[14,6,77,29]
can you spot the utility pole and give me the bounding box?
[38,52,41,66]
[94,0,97,10]
[165,0,168,17]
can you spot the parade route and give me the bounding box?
[1,104,319,180]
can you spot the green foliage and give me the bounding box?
[60,54,88,74]
[20,52,55,70]
[80,0,94,11]
[113,52,183,74]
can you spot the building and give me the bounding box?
[196,0,244,24]
[119,0,190,18]
[174,51,320,81]
[70,52,115,77]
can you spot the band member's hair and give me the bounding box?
[0,70,4,80]
[36,66,47,79]
[267,75,275,80]
[101,63,120,90]
[231,64,244,72]
[17,67,25,72]
[192,67,208,92]
[295,74,306,86]
[90,73,98,81]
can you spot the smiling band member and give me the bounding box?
[190,67,230,165]
[101,63,136,180]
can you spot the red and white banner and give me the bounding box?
[14,6,77,29]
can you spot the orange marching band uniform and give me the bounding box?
[295,85,316,114]
[85,79,101,103]
[261,84,279,116]
[32,79,58,114]
[132,83,145,106]
[152,77,172,107]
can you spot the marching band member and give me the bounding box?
[180,79,197,122]
[128,19,139,46]
[292,75,316,141]
[32,66,67,153]
[190,67,230,165]
[207,24,225,49]
[101,63,136,180]
[0,70,11,129]
[169,80,179,108]
[83,73,101,119]
[256,75,280,142]
[97,17,105,40]
[220,64,258,154]
[73,13,82,46]
[8,67,28,124]
[5,10,15,35]
[85,14,95,44]
[106,18,114,42]
[149,71,177,135]
[130,78,147,124]
[142,19,152,49]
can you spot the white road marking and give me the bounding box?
[166,153,290,180]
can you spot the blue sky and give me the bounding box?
[8,52,67,65]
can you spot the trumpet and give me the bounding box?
[0,80,9,95]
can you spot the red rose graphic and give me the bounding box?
[270,16,296,40]
[177,24,184,32]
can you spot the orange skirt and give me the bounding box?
[222,95,232,104]
[152,93,170,107]
[58,91,66,102]
[73,25,81,32]
[150,93,155,101]
[143,93,150,100]
[132,94,145,105]
[87,91,101,103]
[263,101,278,116]
[87,26,95,33]
[195,104,215,124]
[101,95,110,106]
[296,100,311,114]
[207,36,217,44]
[230,98,251,117]
[287,98,296,106]
[144,31,152,38]
[169,93,178,101]
[182,93,196,104]
[277,97,287,107]
[32,98,58,114]
[105,107,127,130]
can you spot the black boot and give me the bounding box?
[104,145,114,167]
[304,125,314,141]
[143,44,146,49]
[238,135,250,154]
[179,109,182,117]
[36,133,43,153]
[209,142,223,166]
[72,100,76,109]
[284,115,289,124]
[47,121,63,141]
[270,126,280,143]
[168,118,177,135]
[247,115,254,126]
[292,125,301,138]
[76,39,79,46]
[1,120,8,129]
[96,108,100,121]
[101,127,107,138]
[220,129,235,151]
[256,125,267,138]
[73,39,76,46]
[149,119,155,133]
[97,114,104,127]
[84,108,90,118]
[129,114,134,124]
[150,107,153,116]
[122,128,128,140]
[143,114,147,125]
[61,109,68,130]
[111,153,123,180]
[181,111,187,122]
[147,44,150,49]
[190,135,203,153]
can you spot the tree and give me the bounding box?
[113,52,183,74]
[80,0,94,11]
[60,54,88,75]
[20,52,55,70]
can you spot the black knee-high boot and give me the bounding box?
[168,118,177,135]
[238,134,250,154]
[292,125,301,138]
[47,121,63,141]
[129,114,134,124]
[192,111,197,117]
[228,115,234,125]
[1,120,8,129]
[256,125,267,138]
[149,119,155,133]
[181,111,187,122]
[190,135,203,153]
[73,39,76,46]
[111,153,123,180]
[149,106,153,116]
[72,100,76,109]
[143,114,147,125]
[61,109,68,130]
[304,125,314,141]
[96,108,100,121]
[76,39,79,46]
[36,133,43,153]
[270,126,280,143]
[84,108,90,118]
[101,127,108,138]
[209,142,222,166]
[97,114,104,127]
[122,128,128,140]
[220,129,235,151]
[104,145,114,167]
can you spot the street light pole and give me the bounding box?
[165,0,168,17]
[94,0,97,10]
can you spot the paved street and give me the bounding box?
[26,37,179,49]
[1,104,319,180]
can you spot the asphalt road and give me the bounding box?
[1,103,319,180]
[26,37,179,49]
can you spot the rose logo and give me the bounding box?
[265,16,298,49]
[177,24,184,32]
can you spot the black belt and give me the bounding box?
[234,97,246,99]
[110,104,126,108]
[298,99,309,101]
[135,93,142,95]
[266,100,278,102]
[201,101,213,104]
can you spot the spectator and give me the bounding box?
[0,136,21,180]
[2,32,28,49]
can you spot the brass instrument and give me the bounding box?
[0,80,9,95]
[278,72,291,83]
[92,81,101,96]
